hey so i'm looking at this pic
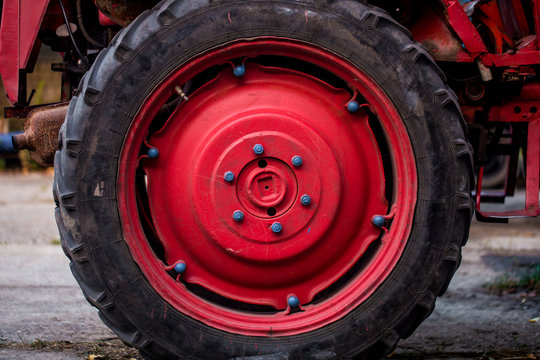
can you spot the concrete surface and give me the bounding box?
[0,172,539,359]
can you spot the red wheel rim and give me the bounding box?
[118,38,417,336]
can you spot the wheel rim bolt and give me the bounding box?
[233,210,244,222]
[253,144,264,155]
[271,222,282,233]
[288,295,300,307]
[347,100,360,113]
[300,194,311,206]
[372,215,386,228]
[174,261,186,274]
[147,148,159,158]
[224,171,235,182]
[233,65,246,77]
[291,155,303,167]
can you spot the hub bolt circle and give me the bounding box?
[291,155,303,167]
[233,210,245,222]
[288,295,300,307]
[174,261,186,274]
[233,64,246,77]
[300,194,312,206]
[372,215,386,228]
[271,222,282,233]
[224,171,235,182]
[253,144,264,155]
[147,148,159,158]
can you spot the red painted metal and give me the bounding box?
[482,51,540,66]
[0,0,50,104]
[410,6,473,62]
[445,1,488,56]
[117,38,417,336]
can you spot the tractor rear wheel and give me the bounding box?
[54,0,473,359]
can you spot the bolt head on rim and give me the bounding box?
[147,148,159,158]
[174,261,187,274]
[224,171,235,182]
[372,215,386,228]
[253,143,264,155]
[300,194,312,206]
[233,210,244,222]
[291,155,303,167]
[271,222,282,233]
[288,295,300,308]
[347,100,359,113]
[233,64,246,77]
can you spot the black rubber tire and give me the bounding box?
[53,0,474,359]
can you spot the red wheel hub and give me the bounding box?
[118,39,417,336]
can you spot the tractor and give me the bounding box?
[0,0,538,358]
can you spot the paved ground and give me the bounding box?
[0,172,539,360]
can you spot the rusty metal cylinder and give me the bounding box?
[12,102,69,167]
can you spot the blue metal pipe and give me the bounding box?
[0,132,22,153]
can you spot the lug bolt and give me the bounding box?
[253,144,264,155]
[271,222,282,233]
[372,215,386,228]
[233,210,244,222]
[224,171,235,182]
[291,155,303,167]
[233,64,246,77]
[147,148,159,158]
[300,194,311,206]
[347,100,360,113]
[174,261,187,274]
[288,295,300,308]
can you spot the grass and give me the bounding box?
[486,263,540,294]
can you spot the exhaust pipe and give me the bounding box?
[12,102,69,167]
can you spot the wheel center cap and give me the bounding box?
[237,158,297,218]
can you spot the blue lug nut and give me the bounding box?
[174,261,186,274]
[224,171,235,182]
[300,194,311,206]
[233,210,244,222]
[271,222,282,233]
[147,148,159,158]
[347,101,360,113]
[372,215,386,228]
[291,155,303,167]
[233,65,246,77]
[288,295,300,308]
[253,144,264,155]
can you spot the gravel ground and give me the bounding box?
[0,172,538,360]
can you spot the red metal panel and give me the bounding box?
[446,1,488,56]
[0,0,50,105]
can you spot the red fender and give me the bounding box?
[0,0,50,105]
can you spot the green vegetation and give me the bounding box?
[486,263,540,294]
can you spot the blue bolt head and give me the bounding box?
[233,210,244,222]
[300,194,312,206]
[147,148,159,159]
[271,222,282,233]
[372,215,386,228]
[174,261,186,274]
[224,171,235,182]
[288,295,300,308]
[233,65,246,77]
[253,144,264,155]
[291,155,303,167]
[347,100,360,113]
